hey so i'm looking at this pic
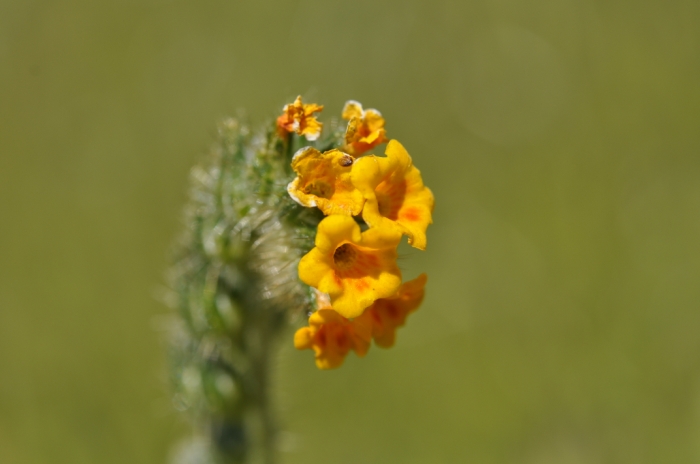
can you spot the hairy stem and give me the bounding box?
[167,119,324,464]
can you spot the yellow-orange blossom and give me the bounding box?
[287,147,364,216]
[342,100,388,157]
[352,140,434,250]
[276,95,323,141]
[298,215,402,319]
[294,309,373,369]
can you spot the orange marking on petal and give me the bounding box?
[335,331,349,350]
[386,302,400,320]
[363,253,378,268]
[317,329,327,348]
[400,206,421,222]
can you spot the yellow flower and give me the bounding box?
[351,140,434,250]
[342,100,388,157]
[294,308,373,369]
[287,147,364,216]
[366,274,427,348]
[276,95,323,141]
[298,215,402,318]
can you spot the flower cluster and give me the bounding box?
[280,96,434,369]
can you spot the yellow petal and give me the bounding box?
[358,127,386,145]
[299,247,335,289]
[394,169,434,250]
[360,222,407,250]
[294,327,314,350]
[315,353,346,370]
[341,100,364,120]
[364,109,385,132]
[350,152,399,192]
[300,118,323,141]
[304,103,324,116]
[313,214,362,252]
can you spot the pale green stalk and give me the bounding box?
[166,117,343,464]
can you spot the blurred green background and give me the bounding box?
[2,0,700,463]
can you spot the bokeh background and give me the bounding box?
[2,0,700,463]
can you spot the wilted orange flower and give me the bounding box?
[287,147,364,216]
[277,95,323,141]
[366,274,427,347]
[298,215,402,319]
[294,308,373,369]
[342,100,388,157]
[351,140,434,250]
